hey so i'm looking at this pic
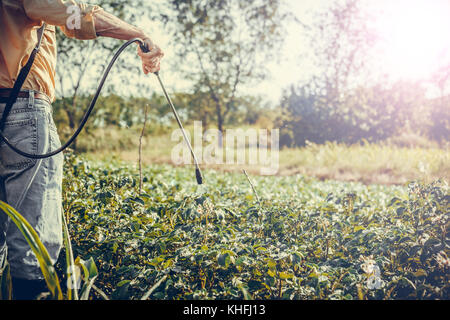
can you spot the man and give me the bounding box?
[0,0,164,299]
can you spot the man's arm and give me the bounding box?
[23,0,163,74]
[24,0,100,40]
[93,10,163,74]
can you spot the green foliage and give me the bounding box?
[277,81,442,147]
[61,153,449,300]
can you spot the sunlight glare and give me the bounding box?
[374,0,450,80]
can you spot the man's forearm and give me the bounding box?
[92,9,163,75]
[93,10,147,40]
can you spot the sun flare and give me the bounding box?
[373,0,450,80]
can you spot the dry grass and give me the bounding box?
[83,129,449,185]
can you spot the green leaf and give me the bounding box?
[75,257,98,300]
[424,238,440,248]
[112,242,119,254]
[247,280,262,291]
[117,280,131,287]
[163,259,174,269]
[0,260,12,300]
[266,259,277,270]
[217,253,231,268]
[279,272,294,280]
[0,201,63,300]
[291,252,303,265]
[62,210,78,300]
[112,280,131,300]
[413,269,427,278]
[235,257,246,266]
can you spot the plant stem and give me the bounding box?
[139,104,149,194]
[141,275,168,300]
[243,170,261,205]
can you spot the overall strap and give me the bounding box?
[0,23,46,131]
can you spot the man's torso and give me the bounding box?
[0,1,57,102]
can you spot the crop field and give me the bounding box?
[58,152,449,300]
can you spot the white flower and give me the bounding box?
[360,255,380,276]
[361,255,384,290]
[367,275,385,290]
[435,251,450,269]
[361,262,372,274]
[372,265,381,277]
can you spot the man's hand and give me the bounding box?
[137,38,164,74]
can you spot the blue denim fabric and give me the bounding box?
[0,93,63,280]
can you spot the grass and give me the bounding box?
[277,142,449,185]
[79,126,450,185]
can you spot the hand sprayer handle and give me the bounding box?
[138,40,160,76]
[139,40,149,53]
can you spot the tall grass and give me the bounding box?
[280,141,449,183]
[0,201,63,299]
[85,130,449,185]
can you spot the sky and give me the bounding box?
[265,0,450,101]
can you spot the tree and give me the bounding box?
[163,0,288,140]
[306,0,379,102]
[276,0,389,146]
[429,61,450,142]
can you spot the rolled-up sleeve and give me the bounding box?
[23,0,102,40]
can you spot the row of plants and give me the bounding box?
[1,152,448,299]
[57,153,448,300]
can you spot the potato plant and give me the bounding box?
[59,153,449,300]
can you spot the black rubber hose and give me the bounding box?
[0,38,146,159]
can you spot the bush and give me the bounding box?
[277,82,448,148]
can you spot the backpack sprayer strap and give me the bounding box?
[0,23,46,132]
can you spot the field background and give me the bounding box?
[53,0,450,300]
[78,126,449,186]
[3,0,450,301]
